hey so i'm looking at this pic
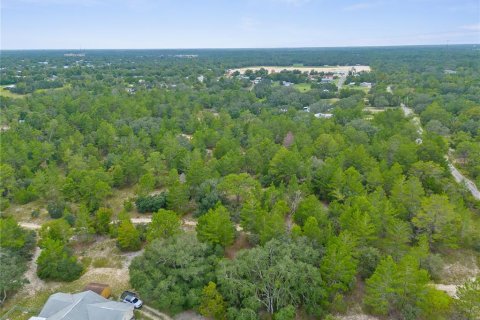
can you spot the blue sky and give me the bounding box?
[1,0,479,49]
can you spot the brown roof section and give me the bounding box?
[84,283,110,295]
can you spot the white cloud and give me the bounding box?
[269,0,311,6]
[460,23,480,31]
[240,17,260,31]
[343,1,382,11]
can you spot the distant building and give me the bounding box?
[282,81,293,87]
[29,291,134,320]
[64,53,85,57]
[197,75,205,83]
[360,82,372,88]
[321,75,334,83]
[314,113,334,119]
[303,106,310,113]
[444,69,457,74]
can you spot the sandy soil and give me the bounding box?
[228,65,371,75]
[20,247,59,296]
[336,315,380,320]
[19,222,41,230]
[433,252,479,298]
[174,311,206,320]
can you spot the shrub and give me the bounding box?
[274,305,296,320]
[38,219,73,246]
[420,253,444,281]
[123,199,134,212]
[64,213,76,226]
[135,193,167,213]
[31,209,40,219]
[13,188,38,204]
[93,207,113,235]
[37,239,83,281]
[47,201,66,219]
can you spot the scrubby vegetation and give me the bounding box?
[1,46,479,318]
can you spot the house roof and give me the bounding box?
[84,283,110,294]
[36,291,133,320]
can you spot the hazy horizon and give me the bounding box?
[0,43,478,51]
[1,0,479,50]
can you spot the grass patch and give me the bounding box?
[135,310,154,320]
[34,84,71,94]
[294,83,311,92]
[81,256,93,269]
[4,200,50,224]
[0,87,28,99]
[104,187,137,217]
[92,256,123,269]
[347,85,371,93]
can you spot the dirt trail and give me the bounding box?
[131,217,243,231]
[140,305,173,320]
[18,222,41,230]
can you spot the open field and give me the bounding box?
[294,83,311,92]
[228,65,371,75]
[0,87,27,99]
[0,85,71,100]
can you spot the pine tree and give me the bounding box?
[198,282,227,320]
[196,205,235,247]
[320,232,357,295]
[117,219,141,251]
[75,205,94,243]
[93,207,112,235]
[147,209,181,242]
[364,255,398,315]
[455,278,480,320]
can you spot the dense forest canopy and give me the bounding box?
[0,45,479,320]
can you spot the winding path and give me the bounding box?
[400,103,479,200]
[447,159,480,200]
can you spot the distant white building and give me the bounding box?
[282,81,293,87]
[360,82,372,88]
[321,76,333,83]
[252,77,263,84]
[197,75,205,83]
[314,113,333,119]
